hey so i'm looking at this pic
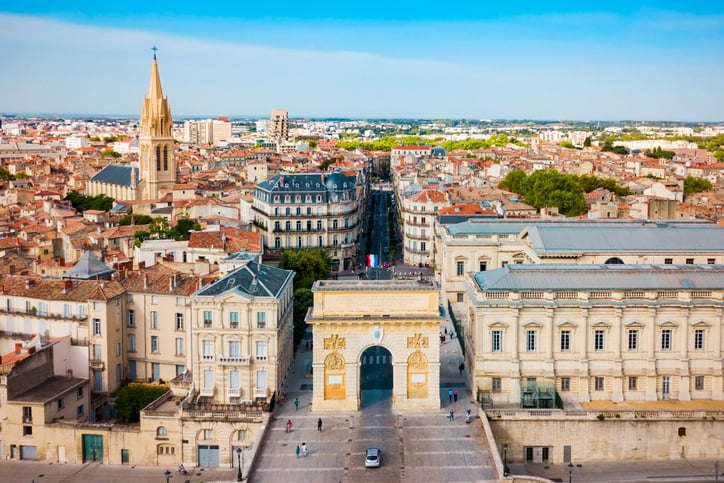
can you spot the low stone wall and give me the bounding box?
[488,409,724,463]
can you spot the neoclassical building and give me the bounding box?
[86,54,177,201]
[306,279,443,412]
[252,172,363,271]
[435,219,724,309]
[465,264,724,405]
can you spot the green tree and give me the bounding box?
[133,230,150,248]
[712,150,724,162]
[114,384,168,423]
[0,166,13,181]
[14,171,28,179]
[119,214,153,226]
[684,176,713,195]
[101,148,121,158]
[280,249,331,290]
[64,191,114,212]
[498,170,528,194]
[149,217,170,238]
[500,170,587,217]
[169,219,201,241]
[560,141,575,149]
[644,146,675,160]
[583,136,592,147]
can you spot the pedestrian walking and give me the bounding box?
[286,419,292,432]
[448,388,454,403]
[458,363,464,374]
[453,389,458,403]
[301,442,308,457]
[317,418,323,432]
[296,445,300,458]
[294,397,299,411]
[444,327,448,336]
[449,408,455,421]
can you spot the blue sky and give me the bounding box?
[1,2,723,121]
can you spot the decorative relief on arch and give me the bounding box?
[323,334,346,350]
[323,352,346,400]
[407,351,429,399]
[407,333,429,349]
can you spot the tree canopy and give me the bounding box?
[169,218,201,241]
[683,176,713,195]
[499,169,588,217]
[644,146,675,160]
[64,191,114,212]
[119,214,153,226]
[280,248,331,290]
[113,384,168,423]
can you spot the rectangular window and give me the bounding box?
[479,261,487,272]
[456,261,464,276]
[150,311,158,329]
[694,329,704,350]
[203,340,214,357]
[594,377,604,391]
[594,330,605,351]
[176,338,184,355]
[695,375,704,391]
[229,340,240,358]
[229,370,240,389]
[661,329,672,350]
[78,305,86,319]
[456,293,464,303]
[127,309,135,327]
[176,297,185,306]
[204,429,214,440]
[526,330,537,352]
[115,342,121,356]
[560,377,570,392]
[77,404,85,417]
[151,295,158,304]
[203,311,212,328]
[77,386,84,399]
[23,425,32,436]
[664,258,673,265]
[151,335,159,353]
[128,334,136,352]
[662,375,671,395]
[93,302,99,310]
[628,329,639,350]
[229,311,239,328]
[686,258,694,264]
[256,341,268,359]
[203,369,213,389]
[491,330,502,352]
[628,377,637,390]
[116,363,122,382]
[63,303,72,318]
[707,258,716,264]
[256,370,267,389]
[560,330,570,352]
[257,312,266,329]
[57,397,64,409]
[420,241,426,252]
[175,313,184,330]
[492,378,502,392]
[23,406,32,423]
[92,318,101,336]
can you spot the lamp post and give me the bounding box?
[568,462,574,483]
[236,447,244,481]
[502,443,509,477]
[164,469,171,483]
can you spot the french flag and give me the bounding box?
[367,254,377,268]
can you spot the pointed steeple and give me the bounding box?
[148,56,164,101]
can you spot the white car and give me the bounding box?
[365,448,381,468]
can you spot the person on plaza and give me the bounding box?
[317,418,323,432]
[459,362,465,374]
[294,397,299,411]
[448,388,454,403]
[444,327,448,336]
[286,419,292,432]
[453,388,458,402]
[296,445,300,458]
[301,442,308,457]
[449,408,455,421]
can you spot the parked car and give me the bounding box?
[365,448,381,468]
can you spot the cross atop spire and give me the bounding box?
[151,45,159,60]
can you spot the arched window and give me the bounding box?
[156,426,167,437]
[156,146,161,170]
[163,146,169,171]
[605,257,624,264]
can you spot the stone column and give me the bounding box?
[645,307,658,401]
[508,308,521,404]
[577,308,590,403]
[612,308,624,402]
[679,308,692,400]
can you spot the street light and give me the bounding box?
[502,443,509,477]
[568,462,574,483]
[236,447,244,481]
[164,469,171,483]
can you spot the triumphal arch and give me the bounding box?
[306,279,443,412]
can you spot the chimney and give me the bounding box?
[25,279,34,290]
[143,274,148,290]
[100,280,105,289]
[169,275,173,291]
[15,343,22,353]
[63,279,72,293]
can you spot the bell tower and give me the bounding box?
[139,50,176,200]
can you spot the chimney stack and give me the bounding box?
[143,274,148,290]
[25,279,34,290]
[15,343,22,353]
[63,279,72,293]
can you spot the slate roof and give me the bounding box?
[63,250,115,280]
[526,223,724,254]
[194,262,294,299]
[255,172,356,195]
[90,164,139,187]
[474,264,724,291]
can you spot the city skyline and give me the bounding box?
[1,2,723,121]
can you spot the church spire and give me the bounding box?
[148,46,164,101]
